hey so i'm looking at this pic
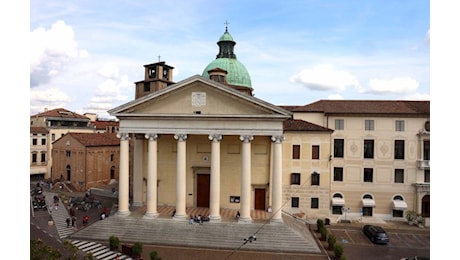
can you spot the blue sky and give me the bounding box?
[30,0,430,118]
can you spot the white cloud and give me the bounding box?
[327,94,344,100]
[289,64,361,91]
[30,87,71,114]
[30,20,88,87]
[366,77,419,94]
[403,93,430,100]
[98,64,120,79]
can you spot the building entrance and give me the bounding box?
[196,174,210,207]
[254,188,266,210]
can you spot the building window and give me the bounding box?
[32,138,37,145]
[143,82,151,92]
[334,167,343,181]
[312,145,319,160]
[52,134,55,141]
[423,140,430,160]
[41,139,46,145]
[311,172,320,186]
[334,139,344,158]
[335,119,344,130]
[41,153,46,162]
[311,198,319,209]
[291,173,301,185]
[292,145,300,159]
[364,140,374,159]
[291,197,299,208]
[394,140,405,159]
[394,169,404,183]
[365,120,374,131]
[66,151,71,157]
[110,154,114,162]
[424,170,430,183]
[395,120,405,131]
[32,153,37,163]
[364,168,373,182]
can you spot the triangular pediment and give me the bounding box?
[109,75,291,119]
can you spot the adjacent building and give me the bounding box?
[51,132,120,191]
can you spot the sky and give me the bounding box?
[29,0,430,119]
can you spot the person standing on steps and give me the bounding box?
[66,217,70,227]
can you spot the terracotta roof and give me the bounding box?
[278,105,303,112]
[30,127,49,134]
[91,120,119,130]
[283,119,333,132]
[31,108,89,120]
[68,133,120,147]
[293,100,430,115]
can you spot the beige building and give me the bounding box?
[30,108,95,180]
[289,100,430,223]
[51,132,120,191]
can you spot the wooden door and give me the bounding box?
[254,188,266,210]
[196,174,210,207]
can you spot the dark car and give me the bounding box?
[362,225,389,244]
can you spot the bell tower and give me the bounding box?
[134,61,174,99]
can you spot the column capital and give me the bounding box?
[145,133,158,141]
[239,135,254,143]
[208,134,223,142]
[174,134,188,142]
[117,132,130,141]
[271,135,284,143]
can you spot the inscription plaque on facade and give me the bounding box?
[192,92,206,107]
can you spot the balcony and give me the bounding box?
[417,160,430,170]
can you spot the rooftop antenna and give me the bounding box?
[158,55,161,62]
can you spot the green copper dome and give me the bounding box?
[202,58,252,89]
[202,28,252,89]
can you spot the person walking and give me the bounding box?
[66,218,70,227]
[71,216,76,227]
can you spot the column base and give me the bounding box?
[173,214,186,221]
[209,215,221,222]
[143,212,159,219]
[131,201,143,207]
[115,210,131,217]
[238,217,253,223]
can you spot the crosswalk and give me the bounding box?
[43,191,75,238]
[71,240,132,260]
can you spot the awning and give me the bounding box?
[392,200,408,210]
[331,197,345,206]
[362,198,376,207]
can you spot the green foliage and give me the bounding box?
[327,234,336,250]
[333,243,344,258]
[30,239,61,260]
[132,242,143,257]
[109,235,120,251]
[63,239,79,260]
[150,250,162,260]
[316,219,324,232]
[319,226,328,241]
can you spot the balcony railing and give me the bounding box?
[417,160,430,170]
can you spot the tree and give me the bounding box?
[30,239,61,260]
[109,235,120,251]
[132,242,143,259]
[150,250,162,260]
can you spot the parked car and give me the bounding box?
[362,225,389,244]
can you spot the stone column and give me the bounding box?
[144,134,159,218]
[173,134,187,220]
[209,134,222,221]
[239,135,253,223]
[117,132,130,216]
[271,135,284,223]
[132,135,144,207]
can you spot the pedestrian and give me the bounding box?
[69,207,75,217]
[66,218,70,227]
[83,215,89,225]
[54,203,59,210]
[71,216,76,227]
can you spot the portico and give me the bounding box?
[109,75,291,224]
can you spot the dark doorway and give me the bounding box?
[66,165,71,181]
[110,166,115,179]
[421,195,430,217]
[196,174,210,207]
[254,188,266,210]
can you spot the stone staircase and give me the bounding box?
[70,213,322,254]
